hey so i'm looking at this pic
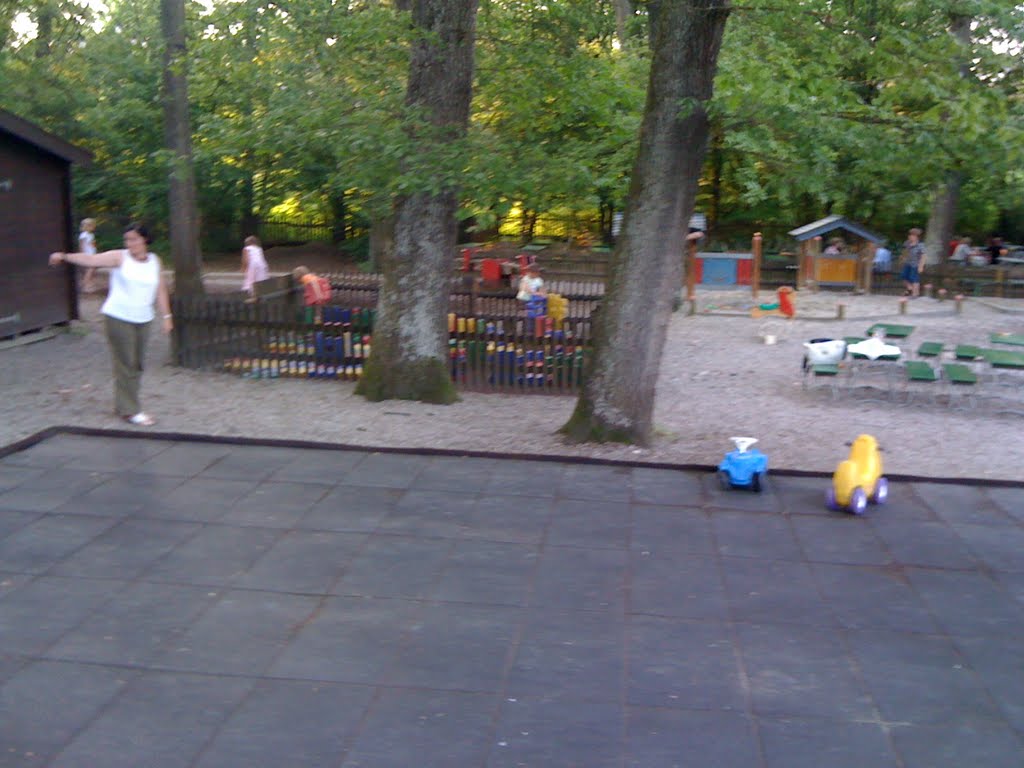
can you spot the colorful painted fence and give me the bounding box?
[171,284,595,394]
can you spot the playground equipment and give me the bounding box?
[751,286,797,318]
[827,434,888,515]
[717,437,769,492]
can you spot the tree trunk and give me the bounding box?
[367,215,394,273]
[646,0,661,49]
[329,189,347,245]
[614,0,633,45]
[708,121,724,231]
[356,0,478,404]
[924,12,972,268]
[240,172,259,241]
[161,0,204,295]
[34,0,55,58]
[561,0,731,445]
[924,172,961,267]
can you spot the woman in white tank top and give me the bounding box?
[49,223,172,427]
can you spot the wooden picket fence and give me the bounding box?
[171,274,597,393]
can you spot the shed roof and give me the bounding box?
[0,108,92,165]
[788,215,884,244]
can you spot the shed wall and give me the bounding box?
[0,132,76,336]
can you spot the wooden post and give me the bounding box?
[686,239,697,302]
[811,236,821,292]
[797,241,806,289]
[751,232,762,300]
[996,267,1005,299]
[863,242,875,295]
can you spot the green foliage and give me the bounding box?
[707,0,1024,241]
[1,0,1021,251]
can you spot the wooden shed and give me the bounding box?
[0,108,91,338]
[789,215,884,292]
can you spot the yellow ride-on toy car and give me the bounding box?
[827,434,888,515]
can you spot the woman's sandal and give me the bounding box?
[125,413,155,427]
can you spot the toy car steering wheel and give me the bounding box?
[730,436,758,453]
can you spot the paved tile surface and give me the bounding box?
[1,432,1023,766]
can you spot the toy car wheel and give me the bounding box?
[850,487,868,515]
[825,486,840,511]
[718,470,731,491]
[751,471,765,493]
[872,477,889,504]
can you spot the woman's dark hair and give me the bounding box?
[125,222,152,244]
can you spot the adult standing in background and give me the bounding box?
[950,237,973,264]
[49,222,172,426]
[78,218,98,293]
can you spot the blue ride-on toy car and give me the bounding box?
[717,437,769,492]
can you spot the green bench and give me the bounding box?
[991,333,1024,347]
[942,363,980,410]
[905,361,938,382]
[867,323,915,339]
[804,364,843,400]
[901,361,939,405]
[943,363,978,385]
[915,341,944,358]
[982,349,1024,369]
[955,344,984,360]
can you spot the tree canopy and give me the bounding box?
[2,0,1022,250]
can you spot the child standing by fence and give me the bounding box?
[293,266,332,321]
[241,235,269,296]
[78,218,98,293]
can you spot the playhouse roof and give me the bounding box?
[788,215,884,244]
[0,108,92,165]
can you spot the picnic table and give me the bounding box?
[991,332,1024,347]
[866,323,915,339]
[845,337,904,401]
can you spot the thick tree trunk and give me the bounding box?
[161,0,204,295]
[924,13,972,268]
[356,0,477,404]
[924,172,961,267]
[561,0,730,445]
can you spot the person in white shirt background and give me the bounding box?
[241,234,269,296]
[49,222,172,427]
[517,264,546,301]
[78,217,98,293]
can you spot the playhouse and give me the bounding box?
[788,215,884,292]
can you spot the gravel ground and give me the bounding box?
[3,288,1023,481]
